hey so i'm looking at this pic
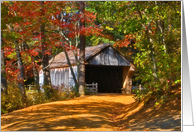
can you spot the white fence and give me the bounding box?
[26,83,98,94]
[25,84,34,90]
[85,82,98,94]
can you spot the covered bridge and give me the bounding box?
[39,43,135,94]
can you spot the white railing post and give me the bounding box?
[139,84,141,93]
[96,83,98,94]
[29,84,31,90]
[92,82,94,93]
[85,82,98,95]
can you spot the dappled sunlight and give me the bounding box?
[1,92,181,131]
[113,87,181,131]
[1,94,132,131]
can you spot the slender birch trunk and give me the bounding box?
[59,15,79,91]
[15,41,27,102]
[1,35,8,94]
[64,46,78,87]
[74,48,79,93]
[136,3,158,80]
[23,41,40,91]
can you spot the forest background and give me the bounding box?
[1,1,181,114]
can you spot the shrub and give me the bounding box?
[1,83,78,114]
[132,87,149,102]
[1,83,25,114]
[29,85,77,104]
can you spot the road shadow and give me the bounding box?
[1,95,130,131]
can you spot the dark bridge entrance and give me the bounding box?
[85,65,123,93]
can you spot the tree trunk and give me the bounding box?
[150,46,158,79]
[78,1,85,97]
[33,65,40,90]
[136,5,158,80]
[64,48,78,87]
[155,2,171,82]
[73,33,80,93]
[41,1,51,86]
[59,30,79,92]
[145,30,158,80]
[154,12,172,82]
[1,35,8,94]
[15,41,26,102]
[74,48,79,93]
[23,41,40,91]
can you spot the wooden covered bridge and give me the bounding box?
[39,43,135,94]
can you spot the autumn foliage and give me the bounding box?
[1,1,102,83]
[1,1,181,115]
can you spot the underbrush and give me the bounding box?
[1,84,78,114]
[132,88,150,102]
[133,82,181,109]
[1,84,24,114]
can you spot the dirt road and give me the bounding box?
[1,93,181,131]
[1,94,135,131]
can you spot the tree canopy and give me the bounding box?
[1,1,181,104]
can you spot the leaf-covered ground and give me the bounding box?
[1,89,181,131]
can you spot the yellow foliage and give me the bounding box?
[1,83,78,114]
[105,26,114,31]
